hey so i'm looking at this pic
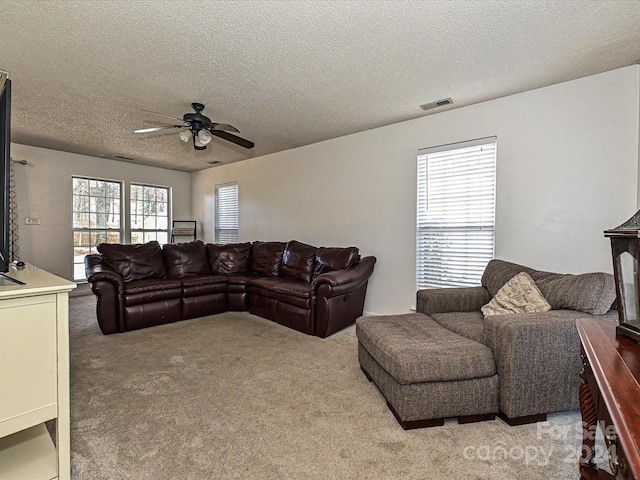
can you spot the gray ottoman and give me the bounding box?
[356,312,499,429]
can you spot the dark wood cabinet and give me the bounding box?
[577,318,640,479]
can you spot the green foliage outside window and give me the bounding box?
[72,177,122,280]
[72,178,170,281]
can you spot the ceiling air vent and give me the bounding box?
[113,155,135,161]
[420,97,453,111]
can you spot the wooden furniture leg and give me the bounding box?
[579,366,598,479]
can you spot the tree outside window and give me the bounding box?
[130,184,169,244]
[72,177,122,281]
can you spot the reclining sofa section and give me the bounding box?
[84,239,376,338]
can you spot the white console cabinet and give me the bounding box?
[0,264,75,480]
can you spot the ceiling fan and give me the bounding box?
[134,102,254,151]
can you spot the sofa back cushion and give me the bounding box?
[206,242,252,275]
[97,241,166,282]
[482,260,534,297]
[314,247,360,277]
[251,241,286,277]
[481,259,616,315]
[281,240,317,283]
[163,240,211,278]
[532,269,616,316]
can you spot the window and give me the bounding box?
[215,183,239,243]
[130,184,170,244]
[416,137,497,289]
[72,177,122,281]
[72,179,171,282]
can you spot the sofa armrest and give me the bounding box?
[312,256,376,338]
[84,254,125,334]
[85,254,124,288]
[483,309,606,419]
[311,256,376,294]
[416,286,491,315]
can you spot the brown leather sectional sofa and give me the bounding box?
[84,239,376,337]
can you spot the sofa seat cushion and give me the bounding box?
[181,275,227,287]
[226,274,251,293]
[430,311,486,344]
[98,241,166,282]
[272,279,311,299]
[246,277,311,298]
[246,276,283,291]
[124,278,182,306]
[226,274,251,284]
[181,275,228,297]
[356,313,496,385]
[247,277,311,309]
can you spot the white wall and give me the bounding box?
[194,66,640,315]
[10,144,191,280]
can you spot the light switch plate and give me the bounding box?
[25,217,41,225]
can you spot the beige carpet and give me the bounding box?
[69,295,603,479]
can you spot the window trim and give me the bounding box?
[416,136,497,290]
[129,182,171,245]
[72,177,173,282]
[72,176,123,281]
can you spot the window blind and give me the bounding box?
[215,183,239,244]
[416,137,497,289]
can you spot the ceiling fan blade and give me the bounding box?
[210,129,255,149]
[134,125,186,134]
[141,109,185,122]
[204,122,240,133]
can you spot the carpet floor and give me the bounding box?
[68,295,604,479]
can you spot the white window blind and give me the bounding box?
[215,183,239,244]
[416,137,497,289]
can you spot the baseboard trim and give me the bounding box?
[361,310,415,317]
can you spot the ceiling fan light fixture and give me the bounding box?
[197,129,212,145]
[136,103,254,151]
[193,134,207,150]
[178,129,192,143]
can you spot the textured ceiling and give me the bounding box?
[1,0,640,172]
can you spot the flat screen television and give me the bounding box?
[0,77,11,273]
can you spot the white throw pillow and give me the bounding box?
[481,271,551,317]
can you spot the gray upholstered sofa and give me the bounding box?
[356,259,617,428]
